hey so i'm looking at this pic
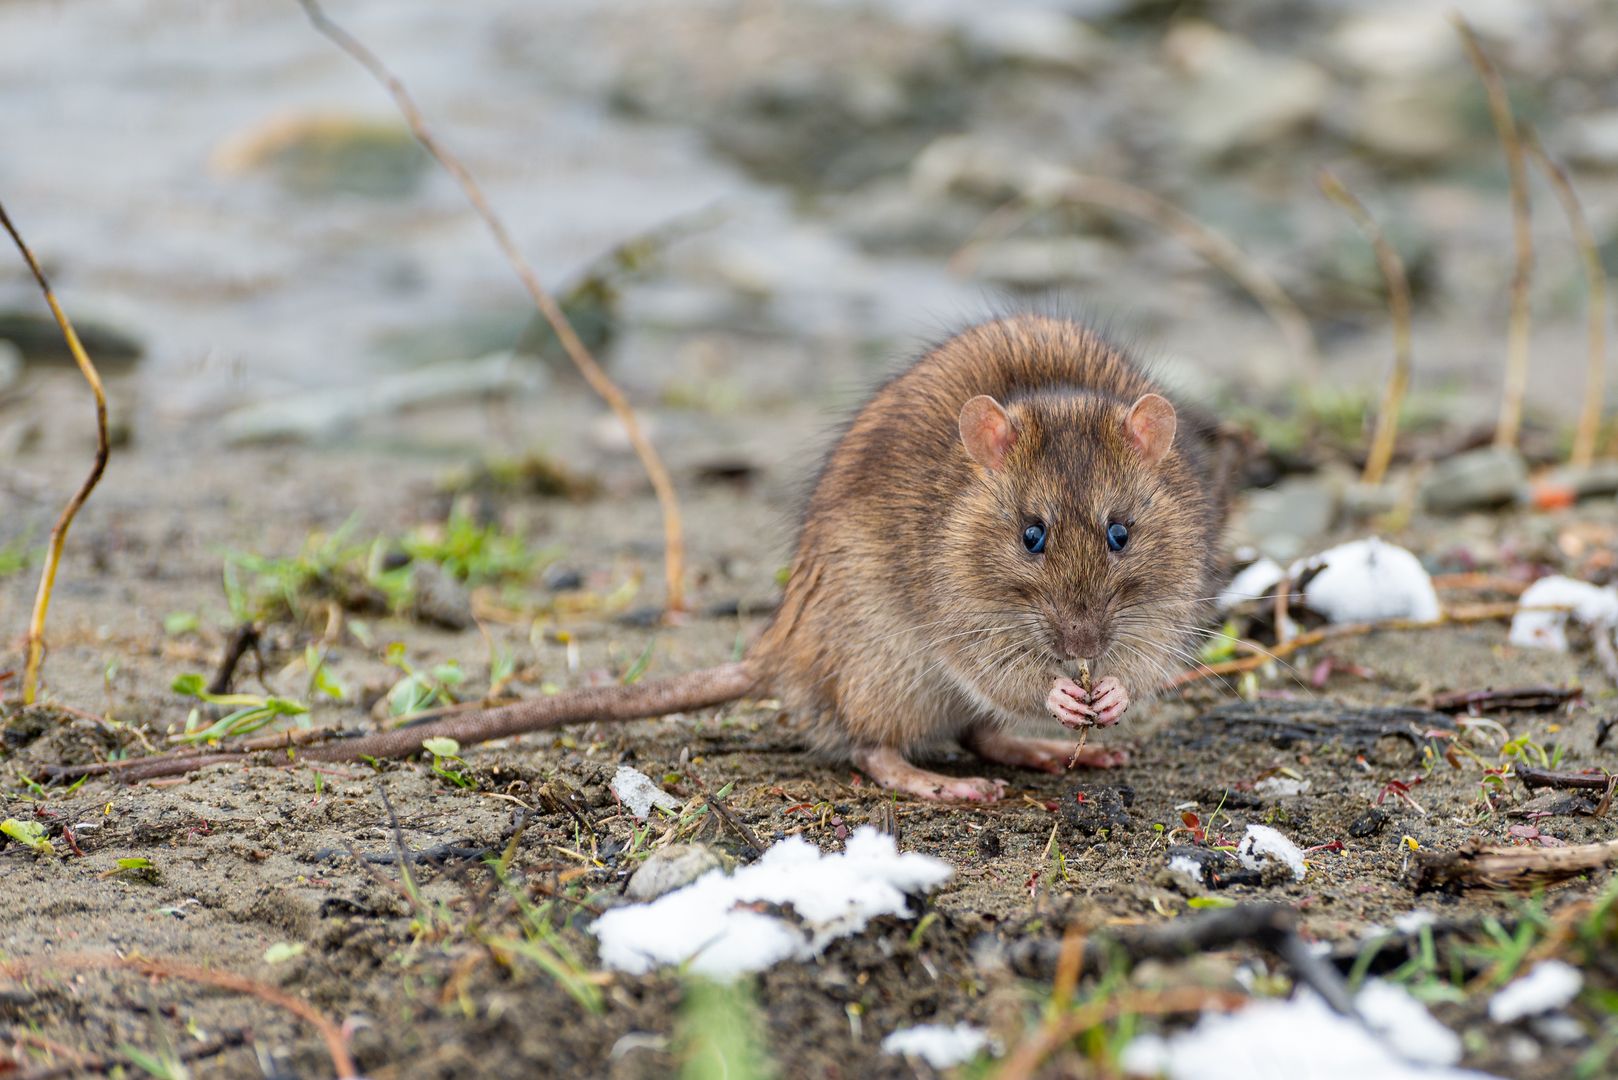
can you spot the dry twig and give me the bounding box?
[952,176,1320,375]
[1317,170,1413,486]
[0,201,110,704]
[994,987,1247,1080]
[0,952,356,1077]
[1523,133,1609,468]
[1455,16,1534,451]
[1414,836,1618,893]
[294,0,687,615]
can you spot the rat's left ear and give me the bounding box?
[1126,393,1177,466]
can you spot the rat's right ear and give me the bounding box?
[959,395,1017,471]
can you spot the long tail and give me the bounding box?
[47,662,759,783]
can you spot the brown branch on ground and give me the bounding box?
[1413,836,1618,893]
[1454,16,1534,452]
[0,953,356,1077]
[950,177,1320,376]
[1516,766,1613,792]
[0,201,111,705]
[1165,602,1523,689]
[1523,133,1609,468]
[1429,686,1582,713]
[1431,572,1530,596]
[1317,169,1413,486]
[294,0,687,617]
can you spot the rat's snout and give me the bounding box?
[1055,617,1105,662]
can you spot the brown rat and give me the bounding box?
[91,315,1231,796]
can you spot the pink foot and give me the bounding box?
[961,728,1080,773]
[851,746,1006,803]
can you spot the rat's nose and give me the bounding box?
[1058,621,1102,661]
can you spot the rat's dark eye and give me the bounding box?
[1106,522,1129,552]
[1022,522,1047,554]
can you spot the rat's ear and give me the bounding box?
[959,395,1017,471]
[1126,393,1177,466]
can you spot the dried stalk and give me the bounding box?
[0,201,110,705]
[952,176,1320,376]
[295,0,687,614]
[1317,170,1413,486]
[994,987,1247,1080]
[1455,17,1534,451]
[1524,134,1608,468]
[0,952,356,1077]
[1414,836,1618,893]
[1165,602,1522,689]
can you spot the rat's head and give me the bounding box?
[940,389,1211,712]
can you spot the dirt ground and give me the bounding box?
[3,372,1617,1079]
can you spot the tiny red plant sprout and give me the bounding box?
[1025,868,1041,899]
[1304,839,1344,856]
[1074,791,1088,804]
[1182,812,1205,843]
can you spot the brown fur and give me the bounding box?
[752,313,1227,758]
[80,314,1230,785]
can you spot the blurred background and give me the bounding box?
[1,0,1616,523]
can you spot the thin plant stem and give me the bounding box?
[295,0,687,615]
[1318,169,1413,486]
[0,201,110,705]
[1524,134,1608,468]
[1455,16,1534,451]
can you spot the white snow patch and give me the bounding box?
[1167,854,1205,884]
[1359,979,1463,1065]
[1489,961,1584,1023]
[1254,777,1311,798]
[591,827,952,979]
[1218,557,1284,611]
[881,1024,991,1068]
[1393,910,1438,935]
[1508,576,1618,653]
[1237,824,1307,881]
[611,765,683,820]
[1290,538,1442,624]
[1120,983,1494,1080]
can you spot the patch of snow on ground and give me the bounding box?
[1237,824,1306,881]
[592,827,952,979]
[1120,983,1498,1080]
[1167,854,1205,884]
[1290,538,1441,624]
[881,1024,991,1068]
[1508,576,1618,653]
[1218,557,1284,611]
[1489,961,1584,1023]
[610,765,684,819]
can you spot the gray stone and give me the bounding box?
[1562,110,1618,169]
[1341,480,1403,519]
[626,843,728,903]
[1347,78,1470,164]
[1420,447,1530,513]
[410,561,474,631]
[1166,23,1328,161]
[213,113,429,200]
[1229,476,1339,563]
[219,352,547,446]
[1539,461,1618,499]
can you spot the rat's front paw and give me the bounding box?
[1090,676,1129,727]
[1046,678,1096,729]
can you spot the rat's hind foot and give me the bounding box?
[965,727,1130,772]
[851,746,1006,803]
[962,728,1077,773]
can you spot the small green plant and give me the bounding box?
[383,643,463,717]
[170,673,309,744]
[677,977,775,1080]
[1,818,54,856]
[0,534,35,578]
[401,504,540,584]
[162,611,200,636]
[422,737,474,789]
[99,857,159,882]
